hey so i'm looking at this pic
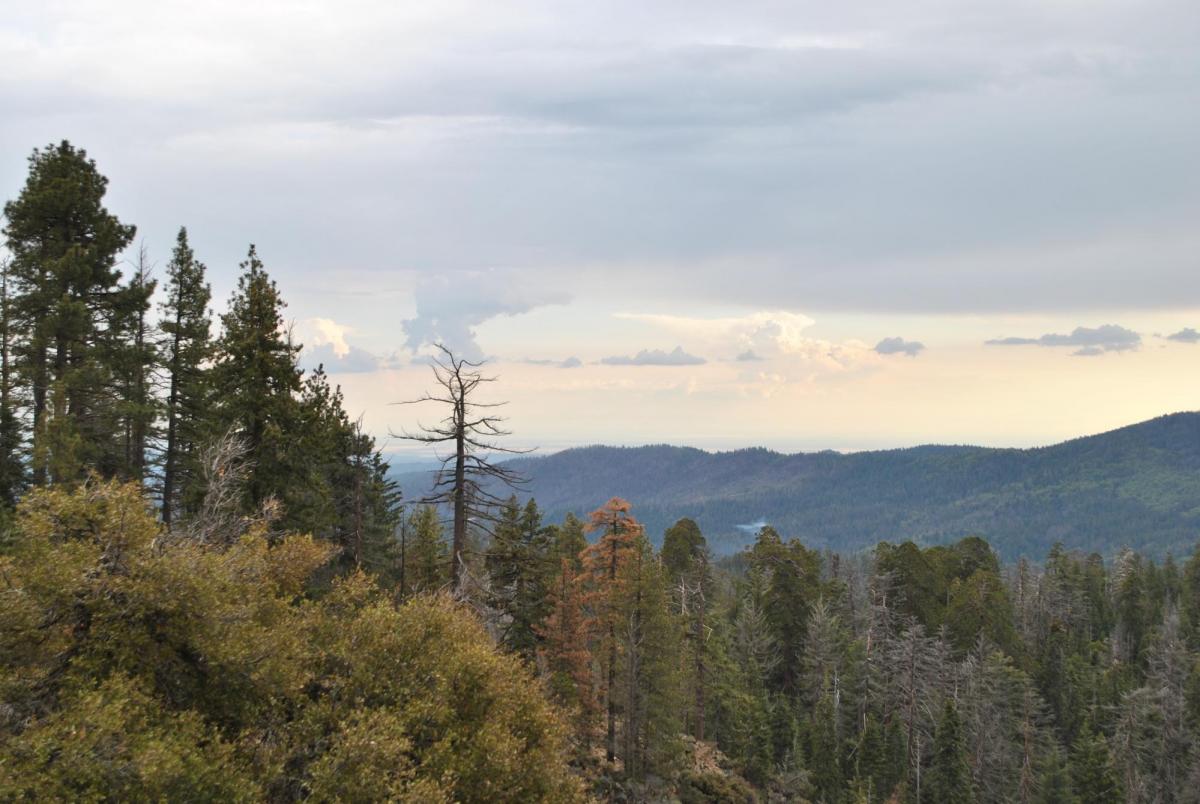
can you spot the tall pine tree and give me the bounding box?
[924,701,973,804]
[3,141,136,484]
[159,227,212,525]
[208,245,301,516]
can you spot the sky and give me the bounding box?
[2,0,1199,456]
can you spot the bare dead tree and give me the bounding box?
[159,427,280,548]
[392,344,530,590]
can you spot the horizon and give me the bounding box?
[381,407,1200,464]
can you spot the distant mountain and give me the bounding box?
[392,412,1200,559]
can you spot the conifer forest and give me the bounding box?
[5,143,1200,804]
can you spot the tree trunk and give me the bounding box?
[606,530,618,766]
[696,558,707,742]
[161,312,182,525]
[451,395,466,589]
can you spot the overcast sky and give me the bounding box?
[3,0,1199,454]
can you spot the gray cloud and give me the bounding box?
[986,324,1141,356]
[2,0,1198,343]
[1165,327,1200,343]
[401,271,569,360]
[735,350,763,362]
[525,356,583,368]
[874,336,925,357]
[601,346,707,366]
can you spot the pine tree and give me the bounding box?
[662,517,705,582]
[1069,723,1122,804]
[337,417,402,580]
[808,684,844,803]
[3,141,136,484]
[923,701,973,804]
[1036,747,1076,804]
[751,526,821,696]
[854,714,904,804]
[616,535,684,779]
[208,245,302,516]
[159,227,212,525]
[537,557,596,749]
[405,505,448,593]
[550,511,587,570]
[486,497,554,661]
[580,497,643,767]
[0,259,25,508]
[104,243,158,482]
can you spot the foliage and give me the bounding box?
[0,481,584,802]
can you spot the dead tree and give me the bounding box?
[393,344,528,590]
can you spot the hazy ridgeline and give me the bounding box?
[3,143,1199,802]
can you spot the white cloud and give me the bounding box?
[295,317,382,373]
[615,310,879,375]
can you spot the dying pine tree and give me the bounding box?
[395,344,528,590]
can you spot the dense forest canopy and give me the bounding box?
[3,143,1200,802]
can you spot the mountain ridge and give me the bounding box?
[393,412,1200,559]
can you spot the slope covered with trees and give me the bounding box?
[482,413,1200,559]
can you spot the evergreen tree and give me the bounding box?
[0,259,25,508]
[1182,543,1200,650]
[3,141,136,484]
[751,526,821,696]
[487,497,554,661]
[616,534,684,779]
[1069,723,1122,804]
[854,714,904,803]
[923,701,973,804]
[662,517,705,582]
[208,245,302,516]
[1035,747,1076,804]
[808,684,844,803]
[159,227,212,525]
[406,505,447,593]
[104,243,158,482]
[550,511,587,570]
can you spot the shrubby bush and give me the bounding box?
[0,480,583,802]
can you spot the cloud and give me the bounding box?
[615,310,879,377]
[525,356,583,368]
[301,342,381,373]
[295,317,381,373]
[601,346,707,366]
[1165,327,1200,344]
[4,0,1199,337]
[617,310,818,356]
[985,324,1141,356]
[401,271,569,360]
[874,336,925,357]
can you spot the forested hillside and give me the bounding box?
[473,413,1200,559]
